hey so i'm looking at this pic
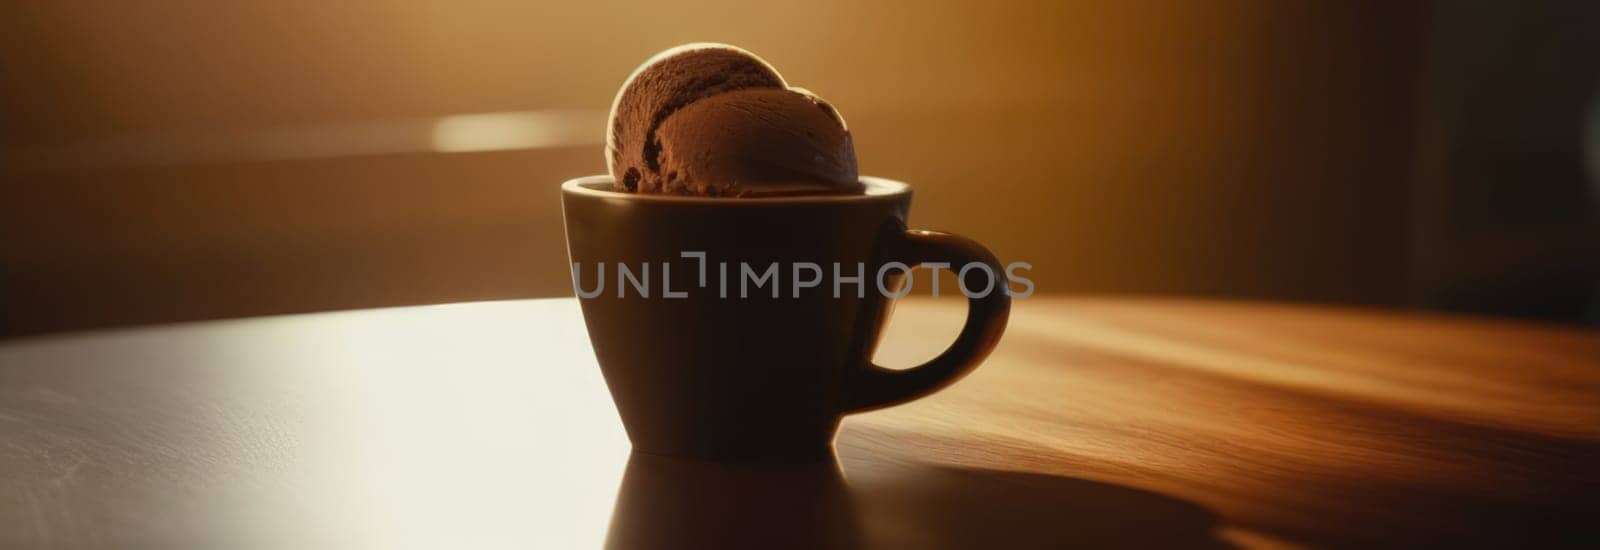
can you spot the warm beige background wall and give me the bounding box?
[2,1,1426,336]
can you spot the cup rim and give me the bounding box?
[560,175,910,204]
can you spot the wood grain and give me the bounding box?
[2,297,1596,549]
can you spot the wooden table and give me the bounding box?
[2,298,1597,549]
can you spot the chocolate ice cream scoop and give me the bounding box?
[606,43,863,197]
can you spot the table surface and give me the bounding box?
[2,297,1597,549]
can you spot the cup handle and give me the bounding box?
[843,229,1012,413]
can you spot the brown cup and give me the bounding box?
[562,175,1010,461]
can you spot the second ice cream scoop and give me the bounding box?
[652,87,857,197]
[606,43,862,197]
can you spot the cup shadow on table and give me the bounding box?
[604,451,1231,550]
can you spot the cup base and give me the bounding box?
[629,442,837,464]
